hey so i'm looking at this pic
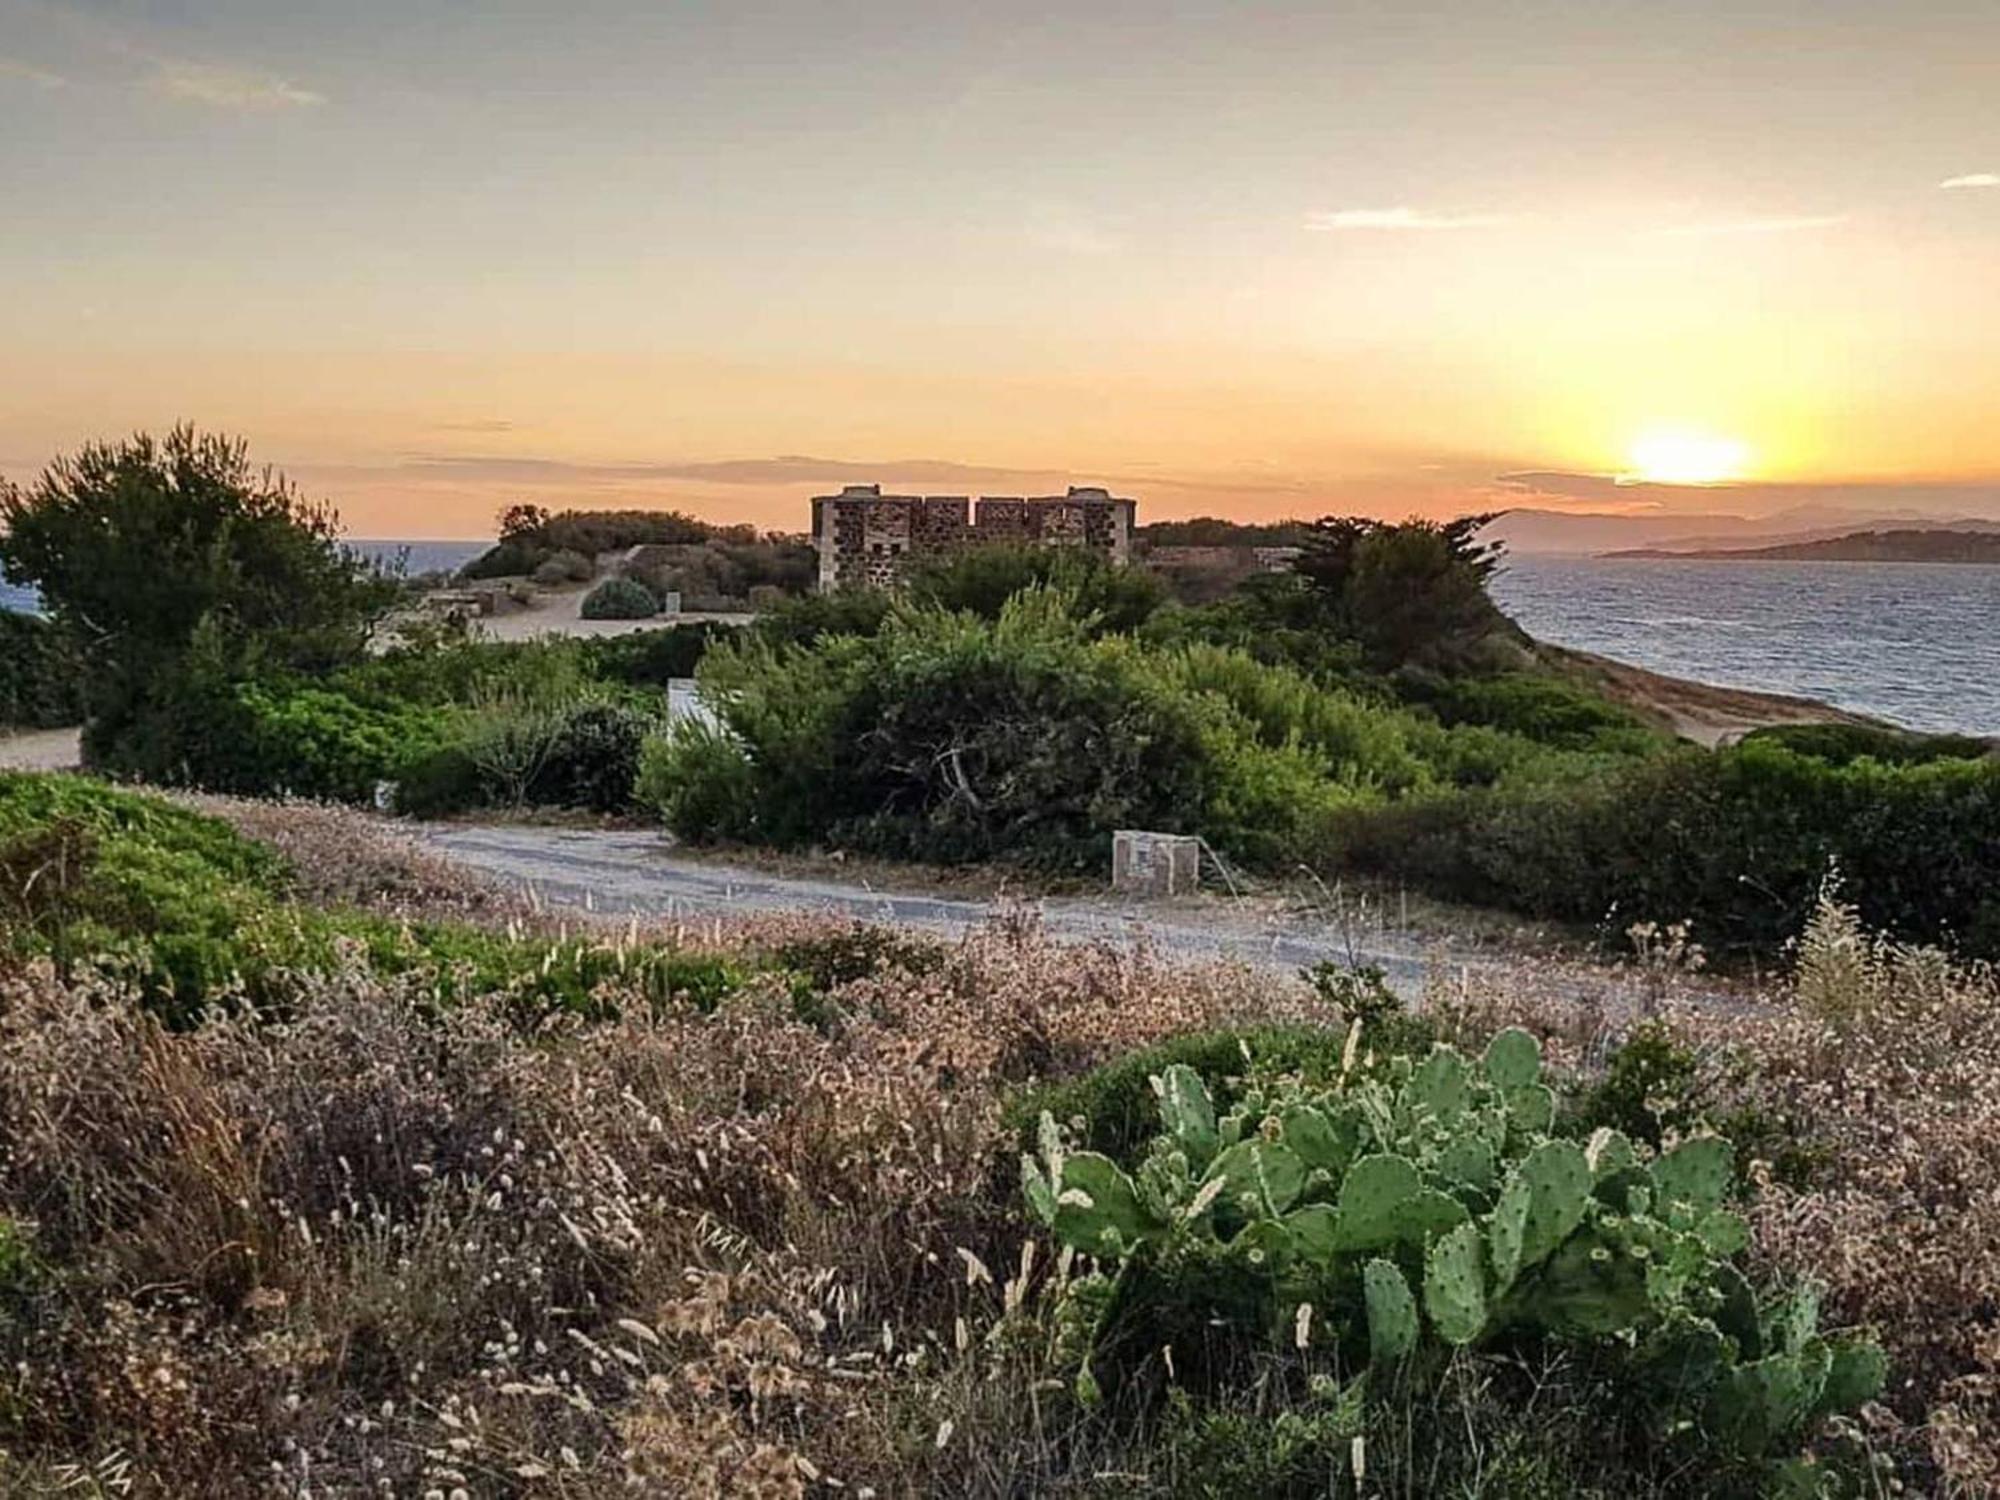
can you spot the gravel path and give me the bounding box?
[413,822,1690,1009]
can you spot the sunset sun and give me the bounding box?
[1625,428,1752,486]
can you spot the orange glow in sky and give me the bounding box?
[3,2,1997,535]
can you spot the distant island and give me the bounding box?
[1607,528,2000,565]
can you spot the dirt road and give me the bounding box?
[413,822,1690,1009]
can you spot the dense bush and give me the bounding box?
[457,538,545,580]
[642,591,1221,867]
[0,612,85,729]
[1338,738,2000,959]
[747,587,894,648]
[584,621,742,686]
[534,700,656,811]
[908,543,1169,634]
[641,586,1649,872]
[530,548,594,585]
[1396,667,1663,755]
[0,427,393,766]
[398,699,657,816]
[579,577,659,620]
[1293,515,1521,671]
[1740,720,1992,766]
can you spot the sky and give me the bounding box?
[2,0,1997,538]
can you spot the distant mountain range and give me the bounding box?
[1486,506,2000,556]
[1607,528,2000,565]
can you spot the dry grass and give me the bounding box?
[2,794,1993,1495]
[0,912,1329,1497]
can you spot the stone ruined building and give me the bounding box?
[810,484,1137,591]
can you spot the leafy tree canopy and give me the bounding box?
[0,425,392,730]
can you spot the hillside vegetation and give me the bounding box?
[3,773,1996,1494]
[9,432,1998,967]
[458,503,816,612]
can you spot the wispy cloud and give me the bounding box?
[0,56,66,89]
[1655,213,1847,238]
[432,419,520,435]
[1940,173,1999,190]
[1305,207,1511,231]
[152,59,324,109]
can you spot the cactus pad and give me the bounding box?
[1204,1139,1307,1218]
[1584,1126,1636,1180]
[1333,1153,1423,1251]
[1280,1103,1358,1176]
[1282,1203,1341,1266]
[1424,1220,1489,1345]
[1483,1027,1542,1091]
[1053,1152,1155,1256]
[1651,1135,1734,1214]
[1152,1064,1219,1165]
[1364,1257,1419,1364]
[1401,1045,1471,1121]
[1436,1130,1497,1192]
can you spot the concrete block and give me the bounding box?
[1112,830,1201,897]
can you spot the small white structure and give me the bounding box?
[1112,830,1201,897]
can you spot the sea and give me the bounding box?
[1492,556,2000,736]
[6,543,1998,736]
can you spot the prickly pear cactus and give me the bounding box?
[1483,1027,1542,1091]
[1204,1139,1307,1219]
[1651,1135,1733,1214]
[1364,1257,1419,1364]
[1333,1153,1423,1251]
[1279,1102,1360,1177]
[1053,1151,1159,1256]
[1152,1064,1219,1166]
[1022,1023,1888,1470]
[1435,1129,1498,1193]
[1424,1220,1489,1345]
[1490,1139,1590,1290]
[1401,1045,1471,1121]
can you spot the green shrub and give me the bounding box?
[907,544,1168,634]
[0,612,85,729]
[748,588,893,649]
[0,772,300,1020]
[533,700,655,811]
[531,549,593,586]
[1,427,392,758]
[1396,668,1662,756]
[579,577,659,620]
[585,622,742,686]
[391,742,486,818]
[663,590,1219,868]
[458,539,548,580]
[1023,1027,1884,1486]
[1336,740,2000,960]
[234,682,458,802]
[1740,721,1992,767]
[0,771,750,1022]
